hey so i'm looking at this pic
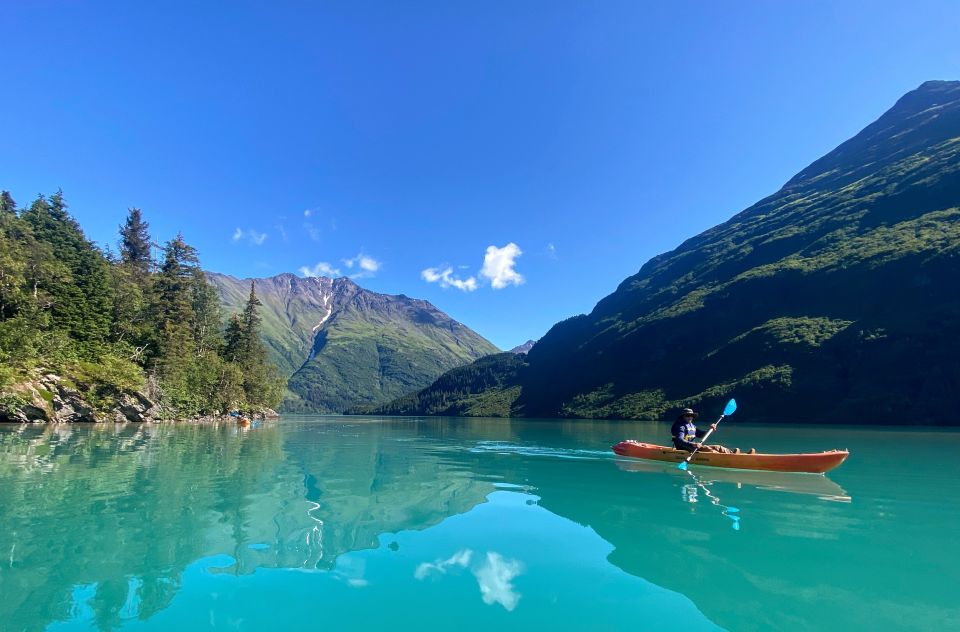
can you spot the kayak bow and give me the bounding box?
[612,441,848,474]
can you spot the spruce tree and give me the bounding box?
[149,234,200,400]
[225,281,283,408]
[0,191,16,216]
[223,314,244,363]
[190,271,223,358]
[20,191,113,351]
[119,208,153,275]
[152,233,199,328]
[241,281,264,360]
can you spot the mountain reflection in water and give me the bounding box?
[0,418,957,631]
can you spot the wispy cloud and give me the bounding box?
[275,224,288,242]
[421,266,478,292]
[232,227,268,246]
[299,261,341,278]
[303,222,321,242]
[303,209,312,217]
[480,243,524,289]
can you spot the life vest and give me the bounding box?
[680,422,697,441]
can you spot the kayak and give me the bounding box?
[611,440,848,474]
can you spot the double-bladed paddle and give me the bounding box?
[677,398,737,471]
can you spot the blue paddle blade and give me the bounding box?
[677,461,688,470]
[723,398,738,416]
[726,506,740,514]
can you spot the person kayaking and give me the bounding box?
[671,408,746,454]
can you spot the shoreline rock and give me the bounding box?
[0,369,281,424]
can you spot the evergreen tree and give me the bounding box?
[190,271,223,358]
[118,208,152,275]
[0,191,16,216]
[152,233,199,328]
[223,314,244,362]
[20,191,113,351]
[150,234,200,378]
[224,281,283,408]
[0,213,24,319]
[240,281,264,360]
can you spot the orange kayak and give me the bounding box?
[611,441,849,474]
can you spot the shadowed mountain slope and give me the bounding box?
[376,80,960,424]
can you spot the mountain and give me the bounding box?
[209,273,499,413]
[370,353,526,417]
[376,80,960,424]
[509,339,537,354]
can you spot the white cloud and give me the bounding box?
[299,262,341,278]
[473,552,523,611]
[421,266,478,292]
[342,253,381,278]
[303,209,312,217]
[275,224,288,242]
[414,549,473,580]
[340,252,382,279]
[480,243,524,289]
[300,253,381,281]
[232,228,267,246]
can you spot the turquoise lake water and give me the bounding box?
[0,417,957,631]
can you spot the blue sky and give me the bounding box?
[2,1,958,349]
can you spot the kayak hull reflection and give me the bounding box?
[611,441,848,474]
[614,458,850,500]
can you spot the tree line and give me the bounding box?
[0,189,283,416]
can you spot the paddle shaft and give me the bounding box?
[683,413,726,463]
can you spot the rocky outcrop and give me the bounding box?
[111,391,163,423]
[0,369,283,424]
[0,370,160,423]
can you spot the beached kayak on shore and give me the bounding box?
[612,441,849,474]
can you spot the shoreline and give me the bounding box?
[0,369,278,424]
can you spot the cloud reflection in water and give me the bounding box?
[414,549,523,612]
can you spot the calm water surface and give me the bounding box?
[0,417,957,631]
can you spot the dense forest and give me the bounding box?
[0,189,283,419]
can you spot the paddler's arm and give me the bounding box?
[694,423,718,438]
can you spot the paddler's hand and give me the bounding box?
[709,424,718,431]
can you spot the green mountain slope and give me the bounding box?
[209,273,337,377]
[369,353,526,417]
[210,273,499,413]
[378,80,960,424]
